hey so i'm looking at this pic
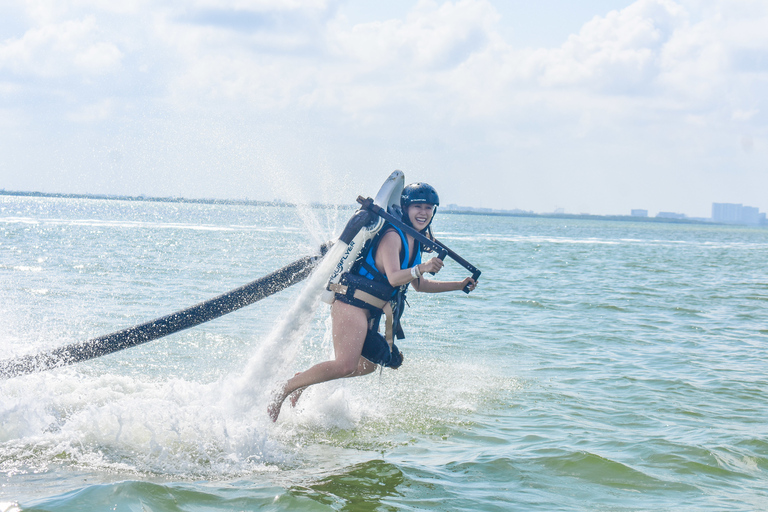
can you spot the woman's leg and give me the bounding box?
[348,357,378,377]
[268,301,370,422]
[289,357,377,407]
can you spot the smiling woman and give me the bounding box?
[267,181,478,422]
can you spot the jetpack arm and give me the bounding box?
[356,196,481,294]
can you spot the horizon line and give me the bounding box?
[0,189,762,227]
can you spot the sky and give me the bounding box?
[1,0,766,217]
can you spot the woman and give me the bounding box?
[268,182,477,422]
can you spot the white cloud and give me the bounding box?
[4,0,767,117]
[67,98,114,123]
[0,16,122,77]
[189,0,333,10]
[532,0,685,90]
[732,109,758,122]
[331,0,497,70]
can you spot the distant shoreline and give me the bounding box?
[0,188,747,227]
[0,189,346,210]
[441,208,710,225]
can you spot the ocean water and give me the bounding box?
[1,195,767,511]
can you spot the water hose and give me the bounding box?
[0,245,329,379]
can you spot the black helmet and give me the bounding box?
[401,182,439,209]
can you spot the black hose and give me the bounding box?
[0,247,328,379]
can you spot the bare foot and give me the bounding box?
[289,386,307,408]
[267,386,288,423]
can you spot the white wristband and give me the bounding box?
[411,265,422,279]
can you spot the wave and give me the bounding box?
[0,216,303,234]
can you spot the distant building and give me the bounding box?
[712,203,765,226]
[741,206,760,226]
[631,209,648,217]
[657,212,686,220]
[712,203,743,223]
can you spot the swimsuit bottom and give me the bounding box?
[333,272,403,369]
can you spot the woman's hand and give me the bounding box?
[461,277,478,292]
[419,257,444,275]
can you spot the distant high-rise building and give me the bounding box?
[712,203,743,223]
[742,206,760,225]
[631,209,648,217]
[712,203,764,226]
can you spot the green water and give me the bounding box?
[1,196,767,511]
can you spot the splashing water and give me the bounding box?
[1,194,506,501]
[0,198,353,482]
[224,241,348,414]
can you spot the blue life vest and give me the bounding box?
[354,223,422,293]
[334,223,423,358]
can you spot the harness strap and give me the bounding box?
[329,282,395,352]
[382,302,394,351]
[328,283,387,309]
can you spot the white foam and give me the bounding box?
[225,243,347,408]
[0,370,286,478]
[0,203,349,478]
[11,266,42,273]
[0,321,512,479]
[0,216,303,234]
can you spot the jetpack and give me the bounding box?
[320,170,405,303]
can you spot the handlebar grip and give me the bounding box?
[463,270,482,294]
[429,249,448,276]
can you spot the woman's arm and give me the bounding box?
[412,274,477,293]
[377,231,478,293]
[376,231,421,287]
